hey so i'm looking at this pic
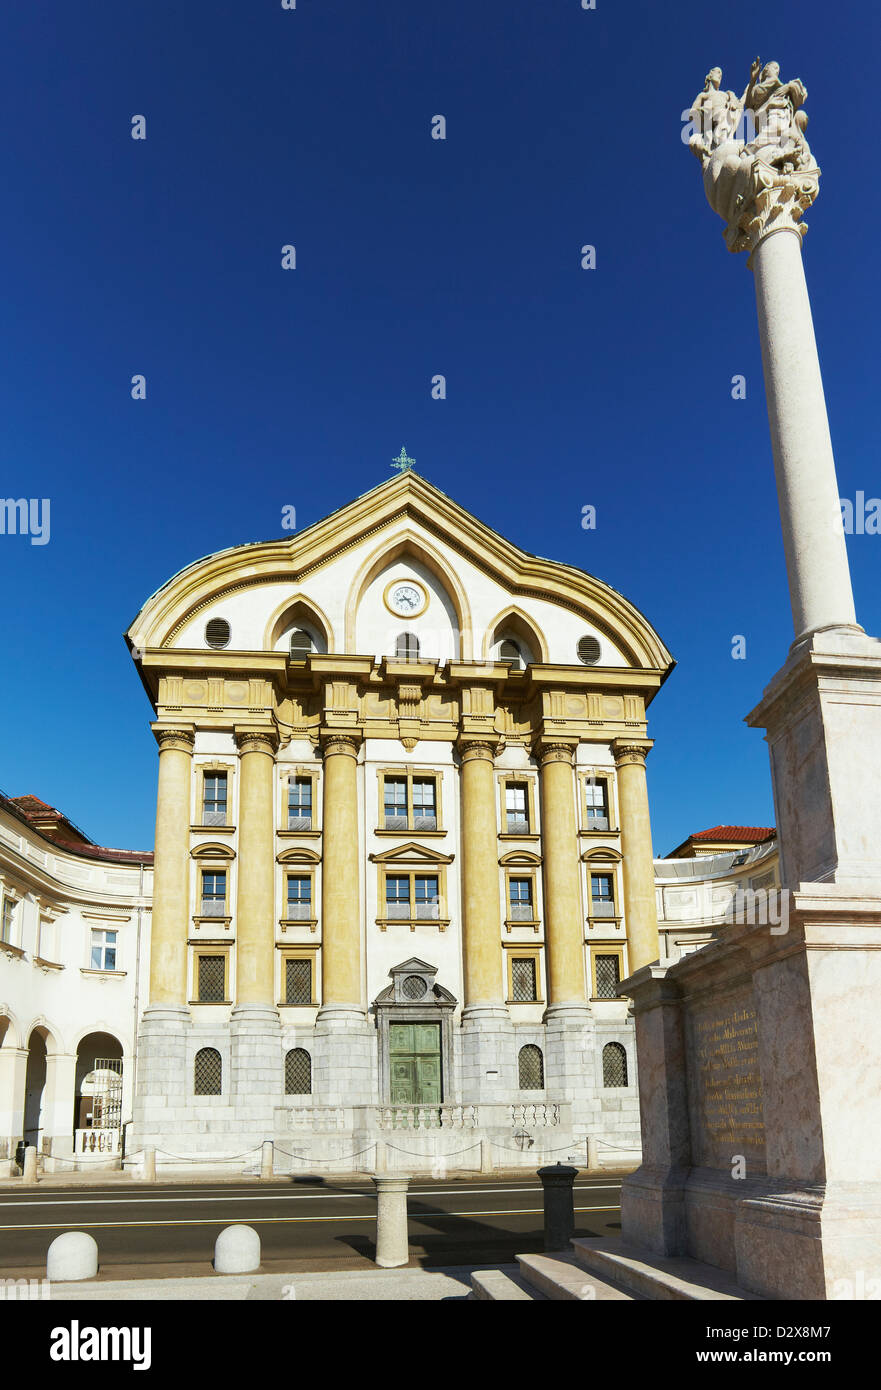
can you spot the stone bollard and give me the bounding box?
[537,1163,579,1252]
[214,1224,261,1274]
[374,1139,387,1173]
[142,1148,156,1182]
[47,1232,99,1281]
[260,1140,274,1180]
[22,1145,38,1184]
[372,1176,410,1268]
[480,1138,493,1174]
[586,1136,599,1172]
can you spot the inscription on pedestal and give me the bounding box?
[687,990,766,1173]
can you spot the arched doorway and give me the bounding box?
[74,1033,123,1156]
[23,1029,48,1148]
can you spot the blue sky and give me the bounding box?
[1,1,879,856]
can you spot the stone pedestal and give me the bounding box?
[459,1008,516,1103]
[229,1004,282,1134]
[620,893,881,1299]
[311,1005,376,1108]
[132,1004,191,1151]
[747,630,881,891]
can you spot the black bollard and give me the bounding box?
[537,1163,579,1251]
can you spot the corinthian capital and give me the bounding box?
[153,727,195,754]
[687,57,820,256]
[235,728,279,757]
[612,738,653,768]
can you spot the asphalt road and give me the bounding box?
[0,1176,622,1279]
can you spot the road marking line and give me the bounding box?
[0,1184,620,1210]
[0,1205,620,1232]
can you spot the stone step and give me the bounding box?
[571,1238,760,1301]
[470,1266,547,1300]
[516,1252,637,1301]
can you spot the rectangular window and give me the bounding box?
[285,957,312,1005]
[591,873,616,917]
[287,778,313,830]
[509,877,534,921]
[511,957,538,1002]
[414,875,440,919]
[90,929,117,971]
[198,955,226,1002]
[412,778,437,830]
[585,778,609,830]
[383,778,409,830]
[201,871,227,917]
[594,953,621,999]
[505,784,529,833]
[386,876,411,919]
[202,772,228,826]
[0,897,14,944]
[286,875,312,920]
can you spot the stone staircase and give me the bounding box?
[471,1238,759,1301]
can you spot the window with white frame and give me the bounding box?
[287,778,313,830]
[585,777,610,830]
[590,872,616,917]
[505,783,529,833]
[383,778,409,830]
[508,877,534,921]
[0,896,15,944]
[414,875,440,919]
[202,772,228,826]
[286,875,312,920]
[200,870,227,917]
[386,875,411,919]
[412,778,437,830]
[90,928,117,971]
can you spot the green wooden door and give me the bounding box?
[388,1023,442,1103]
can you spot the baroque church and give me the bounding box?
[125,469,672,1165]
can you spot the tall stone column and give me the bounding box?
[688,58,881,889]
[229,728,281,1139]
[132,726,194,1153]
[312,734,374,1107]
[613,740,659,973]
[458,739,514,1102]
[148,727,194,1007]
[234,729,279,1006]
[0,1047,28,1159]
[537,742,593,1121]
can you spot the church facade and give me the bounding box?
[123,471,673,1167]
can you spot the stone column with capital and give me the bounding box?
[132,726,195,1153]
[612,740,660,973]
[228,728,283,1137]
[688,58,881,891]
[457,738,515,1102]
[311,733,375,1107]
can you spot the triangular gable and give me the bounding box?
[369,841,454,866]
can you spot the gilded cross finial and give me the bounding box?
[391,446,416,473]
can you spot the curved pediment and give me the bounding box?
[499,849,542,867]
[277,847,321,864]
[581,846,623,863]
[191,842,236,861]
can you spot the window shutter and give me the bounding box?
[577,635,601,664]
[205,618,231,649]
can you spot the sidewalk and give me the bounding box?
[0,1165,631,1189]
[38,1266,480,1300]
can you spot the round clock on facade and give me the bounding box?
[384,579,428,617]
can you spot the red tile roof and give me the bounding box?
[689,826,775,842]
[2,793,153,865]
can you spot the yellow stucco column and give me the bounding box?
[234,729,279,1006]
[149,727,194,1006]
[613,739,660,973]
[538,743,588,1014]
[319,734,364,1015]
[459,740,505,1012]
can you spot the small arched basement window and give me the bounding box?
[602,1042,628,1088]
[194,1047,222,1096]
[518,1044,544,1091]
[285,1048,312,1096]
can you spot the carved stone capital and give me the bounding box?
[235,728,279,757]
[611,738,653,768]
[535,741,576,768]
[320,733,362,761]
[457,738,498,765]
[153,728,195,755]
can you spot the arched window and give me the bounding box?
[518,1044,544,1091]
[285,1048,312,1096]
[194,1047,222,1096]
[289,629,314,660]
[602,1042,628,1088]
[499,638,523,669]
[395,632,420,661]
